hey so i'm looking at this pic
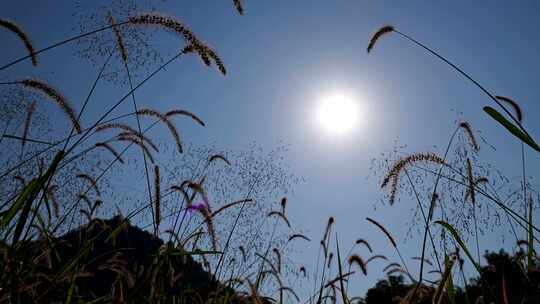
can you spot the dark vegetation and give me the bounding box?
[2,216,256,303]
[363,251,540,304]
[1,1,539,303]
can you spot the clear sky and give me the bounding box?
[2,0,540,299]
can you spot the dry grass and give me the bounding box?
[137,108,183,152]
[366,217,396,248]
[21,100,36,149]
[126,13,226,75]
[381,152,445,204]
[108,12,128,63]
[459,121,479,151]
[233,0,244,15]
[348,254,367,275]
[0,18,37,66]
[94,142,124,163]
[19,78,81,133]
[367,25,394,53]
[495,95,523,123]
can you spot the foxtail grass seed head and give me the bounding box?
[197,206,218,250]
[108,12,128,63]
[78,194,93,210]
[320,240,328,257]
[239,246,246,262]
[116,136,155,163]
[381,152,445,204]
[137,108,183,153]
[166,109,206,126]
[76,173,101,196]
[94,142,124,164]
[459,121,479,151]
[280,197,287,213]
[367,25,394,53]
[186,181,210,211]
[355,239,373,253]
[126,13,226,75]
[116,131,159,152]
[323,216,335,241]
[366,254,388,265]
[208,154,231,166]
[96,122,137,134]
[288,234,311,242]
[366,217,397,248]
[21,100,36,148]
[80,209,92,222]
[267,210,291,227]
[348,254,367,275]
[91,200,102,215]
[299,266,306,277]
[495,95,523,123]
[466,158,476,205]
[19,78,81,133]
[383,262,402,272]
[233,0,244,15]
[327,252,334,268]
[272,248,281,272]
[0,18,37,66]
[211,198,253,218]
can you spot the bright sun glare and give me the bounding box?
[316,93,360,135]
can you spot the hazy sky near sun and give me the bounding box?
[2,0,540,298]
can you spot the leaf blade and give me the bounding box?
[435,220,482,275]
[483,106,540,152]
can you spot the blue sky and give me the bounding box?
[2,0,540,299]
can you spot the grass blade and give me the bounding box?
[435,220,482,274]
[335,233,349,304]
[3,151,64,244]
[528,195,534,271]
[483,106,540,152]
[502,274,509,304]
[432,255,454,304]
[445,255,456,304]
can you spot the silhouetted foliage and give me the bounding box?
[0,216,263,303]
[361,250,540,304]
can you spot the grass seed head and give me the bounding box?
[367,25,394,53]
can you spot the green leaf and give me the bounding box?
[432,255,454,304]
[1,178,41,230]
[65,277,76,304]
[445,255,456,304]
[435,221,482,275]
[10,151,64,244]
[335,234,349,304]
[483,106,540,152]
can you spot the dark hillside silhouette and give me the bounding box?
[1,216,262,303]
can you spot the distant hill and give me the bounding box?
[1,216,260,303]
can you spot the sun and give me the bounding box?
[316,92,360,135]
